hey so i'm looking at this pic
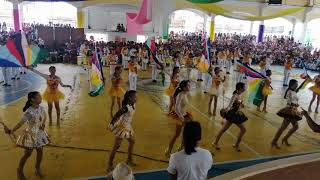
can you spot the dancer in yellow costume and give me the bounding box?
[257,70,273,112]
[109,66,125,118]
[308,74,320,113]
[31,66,72,126]
[166,67,180,114]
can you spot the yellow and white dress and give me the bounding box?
[109,105,135,139]
[210,74,224,96]
[16,106,50,149]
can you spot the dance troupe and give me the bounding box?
[2,42,320,180]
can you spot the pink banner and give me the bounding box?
[126,13,143,35]
[126,0,151,35]
[13,9,20,32]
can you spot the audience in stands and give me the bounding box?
[167,121,213,180]
[116,23,126,32]
[1,19,320,70]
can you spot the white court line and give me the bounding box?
[188,103,262,157]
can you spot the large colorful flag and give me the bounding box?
[198,34,210,73]
[198,54,210,73]
[236,60,265,78]
[145,37,163,69]
[0,32,40,67]
[89,50,105,97]
[236,60,266,105]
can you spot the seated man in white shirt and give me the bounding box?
[167,121,213,180]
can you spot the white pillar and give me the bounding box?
[203,15,208,34]
[293,7,312,44]
[249,21,254,34]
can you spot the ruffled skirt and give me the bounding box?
[262,86,272,96]
[16,129,50,149]
[220,108,248,124]
[165,86,176,97]
[168,111,193,125]
[108,87,125,97]
[277,105,302,121]
[108,122,133,139]
[210,86,223,96]
[309,86,320,95]
[43,88,65,103]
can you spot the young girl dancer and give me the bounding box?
[165,67,180,114]
[272,79,302,149]
[213,82,247,152]
[208,67,225,116]
[308,74,320,113]
[107,90,137,172]
[109,66,125,118]
[165,80,192,158]
[31,66,72,126]
[128,57,139,91]
[256,70,272,112]
[6,91,50,180]
[107,49,118,79]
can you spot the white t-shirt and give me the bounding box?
[167,147,213,180]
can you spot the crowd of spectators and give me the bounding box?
[2,20,320,70]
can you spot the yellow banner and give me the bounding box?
[195,3,304,21]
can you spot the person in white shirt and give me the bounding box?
[272,79,302,149]
[167,121,213,180]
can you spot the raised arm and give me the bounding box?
[30,68,49,79]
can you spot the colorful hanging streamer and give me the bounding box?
[0,32,41,67]
[89,52,105,97]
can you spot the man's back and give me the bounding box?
[167,147,213,180]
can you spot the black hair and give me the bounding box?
[122,90,137,107]
[174,80,189,98]
[115,66,122,72]
[183,121,201,155]
[284,79,298,99]
[49,66,56,70]
[172,67,179,77]
[233,82,245,95]
[23,91,40,112]
[266,69,272,75]
[214,67,220,73]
